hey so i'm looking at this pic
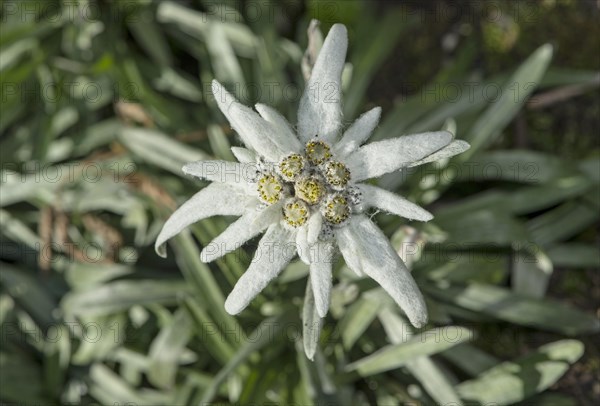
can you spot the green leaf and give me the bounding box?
[338,292,382,350]
[512,248,553,298]
[456,340,584,405]
[344,9,412,118]
[508,176,592,215]
[64,263,134,289]
[435,208,529,245]
[200,316,286,404]
[379,308,463,405]
[71,314,127,365]
[157,1,257,56]
[119,127,209,175]
[171,231,242,349]
[527,199,600,245]
[461,44,553,158]
[458,150,578,184]
[147,308,193,389]
[441,343,500,376]
[61,280,188,317]
[425,283,600,335]
[89,363,174,405]
[0,263,57,329]
[546,243,600,268]
[346,326,473,376]
[0,352,46,404]
[182,297,236,364]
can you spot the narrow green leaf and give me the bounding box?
[119,127,209,175]
[147,308,193,389]
[346,326,473,376]
[379,308,463,405]
[546,243,600,268]
[457,340,584,405]
[512,249,553,298]
[462,44,553,158]
[200,316,286,404]
[0,263,57,329]
[338,293,381,350]
[61,280,188,317]
[425,283,600,335]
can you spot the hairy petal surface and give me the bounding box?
[335,215,428,328]
[296,225,310,264]
[255,103,302,153]
[224,224,296,315]
[407,140,471,167]
[230,147,256,163]
[357,184,433,221]
[297,24,348,143]
[183,160,253,184]
[334,107,381,157]
[347,131,453,182]
[309,240,334,318]
[303,277,323,361]
[200,203,282,263]
[155,183,251,257]
[306,212,323,246]
[336,227,365,277]
[212,80,283,161]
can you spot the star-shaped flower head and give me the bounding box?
[155,24,469,330]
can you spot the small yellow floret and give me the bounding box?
[283,199,309,227]
[279,154,305,181]
[295,176,326,205]
[257,174,283,204]
[305,140,332,165]
[322,194,350,224]
[324,160,350,188]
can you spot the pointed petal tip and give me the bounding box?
[316,306,328,319]
[156,250,167,259]
[330,23,348,38]
[304,348,316,361]
[457,139,471,150]
[154,236,167,258]
[181,162,194,175]
[420,213,434,222]
[224,298,241,315]
[408,313,428,329]
[199,249,210,263]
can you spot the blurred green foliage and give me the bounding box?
[1,0,598,405]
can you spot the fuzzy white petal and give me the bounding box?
[297,24,347,143]
[334,107,381,157]
[200,203,282,263]
[183,160,253,185]
[335,215,428,328]
[296,225,310,264]
[407,140,471,167]
[357,184,433,222]
[303,277,323,361]
[230,147,256,163]
[224,224,296,315]
[306,212,323,246]
[255,103,302,153]
[347,131,453,182]
[335,227,365,277]
[212,80,282,161]
[155,183,250,257]
[309,240,334,318]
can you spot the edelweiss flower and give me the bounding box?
[155,24,469,331]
